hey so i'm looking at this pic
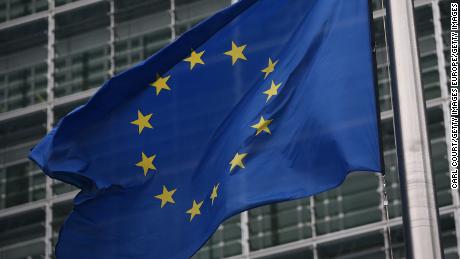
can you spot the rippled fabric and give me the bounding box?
[30,0,381,258]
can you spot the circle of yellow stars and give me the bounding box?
[130,40,281,222]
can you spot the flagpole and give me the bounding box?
[384,0,444,258]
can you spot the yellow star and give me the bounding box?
[261,58,278,79]
[150,74,171,95]
[210,183,219,205]
[224,41,247,65]
[251,116,273,135]
[135,152,156,176]
[229,152,248,172]
[186,200,204,222]
[130,110,153,134]
[154,185,176,208]
[263,81,282,102]
[184,50,205,70]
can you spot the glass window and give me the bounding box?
[175,0,231,36]
[416,5,441,100]
[54,2,111,98]
[441,214,460,259]
[55,0,79,7]
[0,208,45,259]
[248,198,312,251]
[0,111,47,208]
[439,0,452,86]
[193,215,242,259]
[315,173,381,235]
[427,107,451,207]
[263,248,314,259]
[317,232,385,259]
[372,0,383,10]
[0,1,6,22]
[1,0,48,21]
[389,226,406,258]
[114,0,171,74]
[373,17,392,112]
[0,19,48,112]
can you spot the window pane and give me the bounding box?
[115,0,171,74]
[416,5,441,100]
[0,111,47,208]
[0,19,48,112]
[54,2,111,98]
[439,0,452,86]
[175,0,231,36]
[318,232,385,259]
[248,198,312,251]
[0,208,45,259]
[373,17,392,112]
[193,215,242,259]
[315,173,381,235]
[3,0,48,21]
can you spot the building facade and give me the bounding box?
[0,0,456,258]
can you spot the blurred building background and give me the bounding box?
[0,0,455,258]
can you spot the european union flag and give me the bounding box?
[30,0,381,258]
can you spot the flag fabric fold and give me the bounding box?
[30,0,381,258]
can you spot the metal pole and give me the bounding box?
[385,0,443,258]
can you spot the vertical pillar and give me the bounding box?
[309,196,318,259]
[240,211,250,258]
[385,0,443,258]
[45,0,55,258]
[170,0,176,41]
[109,0,115,77]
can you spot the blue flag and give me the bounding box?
[30,0,381,258]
